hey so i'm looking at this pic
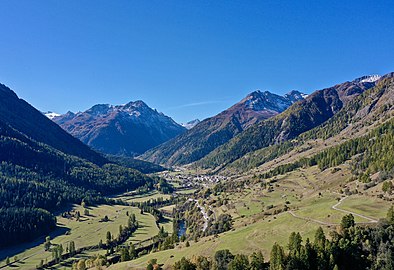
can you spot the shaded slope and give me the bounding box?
[0,83,106,165]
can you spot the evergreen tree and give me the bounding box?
[228,254,249,270]
[120,247,130,262]
[387,206,394,224]
[173,257,196,270]
[249,251,265,270]
[341,214,355,230]
[270,243,285,270]
[314,227,326,250]
[106,231,112,246]
[215,250,234,270]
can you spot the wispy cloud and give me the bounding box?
[168,100,227,110]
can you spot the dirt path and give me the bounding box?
[188,199,209,231]
[332,196,378,223]
[288,211,337,226]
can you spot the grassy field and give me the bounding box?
[2,164,390,270]
[109,213,322,270]
[175,189,198,195]
[0,204,159,270]
[107,167,359,269]
[119,191,172,203]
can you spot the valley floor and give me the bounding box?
[1,165,392,270]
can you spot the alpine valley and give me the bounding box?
[1,72,394,270]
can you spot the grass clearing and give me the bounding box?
[176,189,198,195]
[119,191,172,203]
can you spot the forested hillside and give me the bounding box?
[0,84,153,248]
[259,116,394,182]
[0,118,153,247]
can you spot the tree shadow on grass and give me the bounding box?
[0,226,70,262]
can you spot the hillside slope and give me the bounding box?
[221,73,394,174]
[198,75,383,169]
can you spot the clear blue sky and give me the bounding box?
[0,1,393,123]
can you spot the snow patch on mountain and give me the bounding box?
[354,75,381,83]
[359,75,381,83]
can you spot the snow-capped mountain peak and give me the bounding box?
[51,100,186,156]
[243,89,306,113]
[43,111,61,119]
[284,90,308,103]
[181,119,201,129]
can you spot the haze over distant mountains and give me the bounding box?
[52,101,186,157]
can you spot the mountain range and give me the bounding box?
[141,90,306,166]
[198,74,393,172]
[52,101,186,156]
[140,74,393,169]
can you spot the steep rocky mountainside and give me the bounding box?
[53,101,186,156]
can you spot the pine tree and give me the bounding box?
[106,231,112,246]
[387,206,394,224]
[249,251,265,270]
[341,214,355,230]
[270,243,285,270]
[314,227,326,250]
